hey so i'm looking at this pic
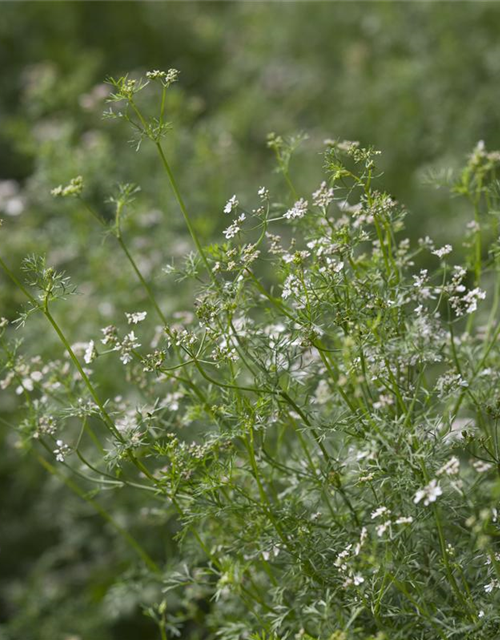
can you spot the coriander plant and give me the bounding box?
[2,69,500,640]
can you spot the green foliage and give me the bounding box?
[3,67,500,639]
[3,5,500,639]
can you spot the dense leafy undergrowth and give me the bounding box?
[2,71,500,640]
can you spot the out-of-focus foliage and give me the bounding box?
[2,4,500,639]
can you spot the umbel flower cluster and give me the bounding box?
[2,70,500,640]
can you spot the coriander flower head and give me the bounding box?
[223,195,239,215]
[413,479,442,506]
[51,176,83,198]
[284,198,308,220]
[125,311,147,325]
[432,244,452,259]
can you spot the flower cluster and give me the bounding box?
[284,197,308,220]
[51,176,84,198]
[3,73,500,640]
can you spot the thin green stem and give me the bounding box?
[155,142,218,288]
[117,234,167,324]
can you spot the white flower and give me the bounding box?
[376,520,391,537]
[84,340,97,364]
[437,456,460,477]
[146,69,165,80]
[16,377,34,395]
[262,545,280,561]
[1,371,14,390]
[164,69,180,85]
[354,527,368,556]
[223,195,239,214]
[36,415,56,438]
[101,325,119,346]
[352,574,364,586]
[371,506,390,520]
[146,68,179,86]
[258,186,269,200]
[282,274,301,300]
[119,331,141,365]
[449,278,486,316]
[436,372,468,395]
[125,311,147,324]
[412,269,435,300]
[419,236,435,250]
[334,544,352,569]
[413,479,442,506]
[312,181,335,209]
[223,213,246,239]
[473,459,493,473]
[484,579,499,593]
[395,516,414,525]
[432,244,452,258]
[463,287,486,314]
[54,439,70,463]
[284,198,308,220]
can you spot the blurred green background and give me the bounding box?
[2,3,500,639]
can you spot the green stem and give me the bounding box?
[1,255,124,442]
[155,142,218,288]
[43,308,123,441]
[117,234,167,324]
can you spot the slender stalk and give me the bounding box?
[44,308,123,441]
[155,142,218,288]
[117,234,167,324]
